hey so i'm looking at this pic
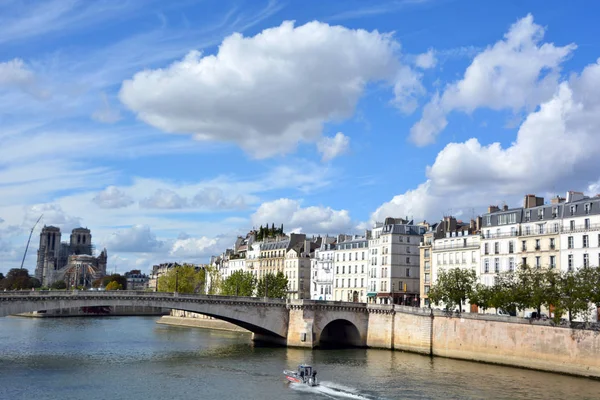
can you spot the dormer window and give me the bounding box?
[525,210,531,222]
[552,207,558,218]
[537,209,544,220]
[585,203,591,215]
[570,205,577,215]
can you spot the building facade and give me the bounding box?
[560,191,600,272]
[310,237,336,301]
[368,218,425,305]
[333,233,369,303]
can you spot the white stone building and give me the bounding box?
[311,237,336,301]
[560,191,600,272]
[368,218,425,305]
[333,233,369,303]
[480,205,523,287]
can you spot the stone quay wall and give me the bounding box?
[366,306,600,379]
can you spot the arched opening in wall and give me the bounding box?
[319,319,363,349]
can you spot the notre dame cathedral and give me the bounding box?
[34,226,107,288]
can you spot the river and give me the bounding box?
[0,316,599,400]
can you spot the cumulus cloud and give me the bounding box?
[103,225,165,252]
[24,204,82,233]
[251,198,354,234]
[0,58,34,87]
[317,132,350,162]
[410,14,576,146]
[92,186,134,209]
[140,189,188,209]
[119,20,421,158]
[372,58,600,224]
[415,49,437,69]
[170,235,233,259]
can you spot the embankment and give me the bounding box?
[157,310,250,333]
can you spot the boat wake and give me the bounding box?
[290,380,375,399]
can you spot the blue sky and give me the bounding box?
[2,0,600,275]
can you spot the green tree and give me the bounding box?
[428,268,476,313]
[256,271,288,298]
[51,280,67,290]
[0,272,4,280]
[105,281,123,290]
[489,271,519,315]
[514,265,553,316]
[157,264,205,294]
[470,283,494,313]
[221,270,257,296]
[0,268,39,290]
[577,266,600,315]
[556,270,590,322]
[99,274,127,289]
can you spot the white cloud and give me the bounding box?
[317,132,350,162]
[119,20,420,158]
[0,58,34,87]
[23,203,82,233]
[251,198,354,235]
[372,58,600,224]
[410,14,576,146]
[415,49,437,69]
[140,189,188,209]
[169,235,233,259]
[102,225,165,252]
[92,186,134,209]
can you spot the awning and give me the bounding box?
[366,292,377,297]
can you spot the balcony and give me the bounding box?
[433,243,480,250]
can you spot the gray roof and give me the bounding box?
[261,240,290,251]
[381,223,426,235]
[482,207,524,227]
[562,196,600,218]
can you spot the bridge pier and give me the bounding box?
[286,304,317,348]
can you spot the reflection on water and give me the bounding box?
[0,316,599,400]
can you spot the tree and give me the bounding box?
[105,281,123,290]
[100,274,127,290]
[204,265,222,294]
[256,271,288,298]
[221,270,257,296]
[157,264,205,294]
[513,265,552,316]
[0,268,39,290]
[51,280,67,290]
[0,272,4,280]
[470,283,494,313]
[556,270,590,322]
[577,266,600,316]
[489,271,519,315]
[428,268,476,313]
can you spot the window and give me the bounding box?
[584,253,589,268]
[550,238,555,250]
[484,259,489,273]
[525,210,531,222]
[511,227,517,236]
[568,255,573,271]
[406,257,410,264]
[508,241,514,254]
[554,223,559,233]
[552,207,558,218]
[522,241,527,251]
[361,265,364,273]
[342,266,345,274]
[585,218,591,229]
[522,257,527,267]
[424,273,430,284]
[485,215,491,226]
[584,235,589,248]
[361,278,364,287]
[406,268,410,277]
[406,246,411,254]
[424,261,430,271]
[362,252,365,260]
[336,279,338,288]
[509,257,515,272]
[568,236,574,249]
[424,249,430,258]
[494,258,500,273]
[343,254,346,262]
[535,239,540,250]
[484,243,489,254]
[336,266,339,274]
[355,265,358,274]
[570,205,576,216]
[550,255,556,269]
[570,220,575,231]
[424,286,430,294]
[585,203,591,214]
[535,256,541,268]
[494,242,499,254]
[525,226,531,235]
[538,209,544,219]
[537,224,544,234]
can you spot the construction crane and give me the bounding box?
[20,214,43,270]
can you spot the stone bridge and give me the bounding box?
[0,291,379,348]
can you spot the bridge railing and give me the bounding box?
[0,290,288,304]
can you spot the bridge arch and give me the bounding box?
[319,319,363,348]
[0,292,289,341]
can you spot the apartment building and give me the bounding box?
[419,228,434,307]
[285,238,321,299]
[368,218,425,305]
[560,191,600,271]
[333,233,369,303]
[519,194,562,271]
[259,233,306,278]
[429,217,481,311]
[480,205,524,286]
[311,237,336,301]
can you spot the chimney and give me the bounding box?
[503,204,509,211]
[470,219,476,230]
[488,205,500,213]
[524,194,544,208]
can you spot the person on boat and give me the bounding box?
[312,370,317,379]
[299,369,304,380]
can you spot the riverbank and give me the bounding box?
[156,310,250,333]
[16,305,169,318]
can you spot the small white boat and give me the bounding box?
[283,364,318,386]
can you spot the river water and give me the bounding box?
[1,316,599,400]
